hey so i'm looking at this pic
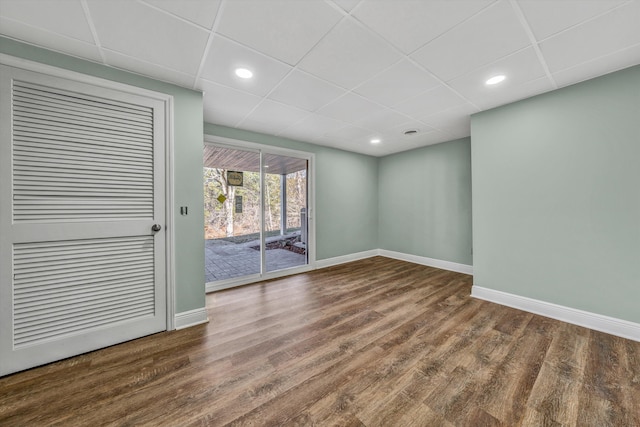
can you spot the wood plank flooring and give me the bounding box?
[1,256,638,426]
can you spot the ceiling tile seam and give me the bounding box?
[93,49,197,89]
[97,47,197,85]
[243,11,353,121]
[230,14,354,131]
[394,41,550,123]
[0,21,105,63]
[322,0,353,18]
[264,69,346,109]
[193,14,442,126]
[403,0,502,57]
[136,0,214,32]
[0,15,100,49]
[233,67,299,128]
[193,0,226,90]
[532,0,635,44]
[288,12,348,68]
[551,41,640,86]
[342,11,482,112]
[275,112,364,140]
[508,0,557,90]
[269,12,482,130]
[325,0,362,16]
[80,0,106,64]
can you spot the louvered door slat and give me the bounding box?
[12,79,156,224]
[12,97,154,125]
[12,236,156,348]
[14,128,154,151]
[14,108,154,136]
[1,64,167,376]
[16,137,153,160]
[14,82,153,115]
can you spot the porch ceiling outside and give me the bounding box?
[203,145,306,175]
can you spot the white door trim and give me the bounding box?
[0,54,177,331]
[203,134,317,292]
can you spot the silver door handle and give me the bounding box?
[151,224,162,232]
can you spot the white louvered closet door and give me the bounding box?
[0,65,167,376]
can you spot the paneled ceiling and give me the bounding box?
[1,0,639,156]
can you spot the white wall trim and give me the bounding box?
[378,249,474,275]
[472,286,640,342]
[315,249,380,269]
[175,308,209,330]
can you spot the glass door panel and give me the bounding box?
[204,143,311,288]
[263,154,308,273]
[204,145,261,283]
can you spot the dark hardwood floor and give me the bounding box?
[1,257,638,426]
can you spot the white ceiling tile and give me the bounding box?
[353,0,493,54]
[517,0,628,41]
[443,126,472,141]
[297,18,402,89]
[1,0,637,157]
[479,77,555,110]
[553,44,640,88]
[539,1,640,73]
[407,130,457,148]
[200,35,292,97]
[447,47,547,108]
[331,0,362,13]
[419,103,478,131]
[240,99,309,133]
[382,120,436,139]
[312,136,351,151]
[199,79,262,126]
[216,0,342,65]
[354,108,415,133]
[142,0,221,29]
[323,124,377,142]
[0,16,102,62]
[317,92,386,123]
[204,108,242,128]
[280,113,347,139]
[103,49,196,87]
[393,85,469,119]
[267,70,346,112]
[411,0,531,81]
[0,0,94,42]
[353,59,441,106]
[87,0,208,75]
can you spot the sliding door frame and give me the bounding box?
[204,135,316,293]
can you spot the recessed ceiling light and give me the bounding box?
[370,138,381,144]
[486,75,506,85]
[235,68,253,79]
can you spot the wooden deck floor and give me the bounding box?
[1,256,638,426]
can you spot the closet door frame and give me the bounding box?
[0,54,176,331]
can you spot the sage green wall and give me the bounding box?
[471,65,640,323]
[0,37,205,314]
[378,138,473,266]
[204,124,379,260]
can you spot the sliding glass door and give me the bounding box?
[262,153,308,273]
[203,141,312,291]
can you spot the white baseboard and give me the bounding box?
[378,249,473,275]
[174,307,209,330]
[315,249,380,269]
[472,286,640,342]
